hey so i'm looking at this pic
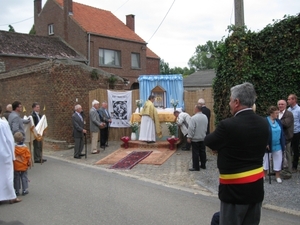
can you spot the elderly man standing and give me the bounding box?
[3,104,12,121]
[287,94,300,173]
[98,101,112,149]
[72,104,87,159]
[187,105,208,171]
[205,82,269,225]
[89,100,105,154]
[278,99,294,175]
[198,98,211,134]
[174,110,191,151]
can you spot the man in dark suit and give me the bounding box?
[198,98,211,134]
[204,82,269,225]
[31,102,46,163]
[72,104,87,159]
[278,99,294,175]
[98,101,111,149]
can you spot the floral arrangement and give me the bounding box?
[136,99,143,108]
[130,122,140,133]
[166,122,177,136]
[170,99,179,108]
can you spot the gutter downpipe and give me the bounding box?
[87,33,91,65]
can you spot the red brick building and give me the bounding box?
[34,0,160,88]
[0,31,125,147]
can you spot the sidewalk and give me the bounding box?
[43,140,300,216]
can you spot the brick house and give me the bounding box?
[0,31,125,148]
[34,0,160,89]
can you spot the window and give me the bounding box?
[48,24,54,35]
[131,53,140,69]
[99,49,121,67]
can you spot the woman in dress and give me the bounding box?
[264,106,285,183]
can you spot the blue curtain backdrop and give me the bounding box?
[138,74,184,109]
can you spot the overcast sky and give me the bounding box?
[0,0,299,68]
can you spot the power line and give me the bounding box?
[0,16,33,27]
[147,0,176,43]
[113,0,131,13]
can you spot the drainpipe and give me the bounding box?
[87,33,91,66]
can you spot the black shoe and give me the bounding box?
[189,168,200,171]
[34,159,46,163]
[200,165,206,169]
[147,141,155,143]
[15,192,20,196]
[105,144,109,147]
[181,147,190,151]
[100,145,105,149]
[79,154,86,157]
[74,156,81,159]
[22,190,29,196]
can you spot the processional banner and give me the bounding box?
[107,90,132,128]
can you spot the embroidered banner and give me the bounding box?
[107,90,132,128]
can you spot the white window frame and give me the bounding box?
[131,53,140,69]
[48,24,54,35]
[99,49,121,67]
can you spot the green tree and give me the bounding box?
[29,25,36,34]
[160,59,171,74]
[8,25,15,32]
[188,40,221,70]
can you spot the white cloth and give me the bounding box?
[139,116,156,141]
[176,112,191,136]
[36,115,48,137]
[107,90,132,128]
[0,119,17,201]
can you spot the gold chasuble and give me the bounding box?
[140,100,162,138]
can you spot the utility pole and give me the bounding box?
[234,0,245,27]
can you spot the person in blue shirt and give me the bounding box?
[264,106,285,183]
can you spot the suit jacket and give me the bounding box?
[98,107,111,125]
[280,110,294,142]
[204,109,269,204]
[201,106,211,134]
[31,111,43,126]
[89,107,102,132]
[72,112,84,138]
[8,111,30,137]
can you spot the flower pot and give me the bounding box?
[167,137,179,150]
[131,132,137,141]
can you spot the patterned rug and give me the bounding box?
[109,151,153,169]
[96,147,176,166]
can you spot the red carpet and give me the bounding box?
[109,151,153,169]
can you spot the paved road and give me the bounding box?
[0,158,299,225]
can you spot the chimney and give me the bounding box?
[34,0,42,25]
[64,0,73,15]
[126,14,135,32]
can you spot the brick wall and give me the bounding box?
[34,0,160,89]
[0,59,122,146]
[146,57,160,74]
[0,56,45,72]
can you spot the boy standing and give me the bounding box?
[13,132,31,196]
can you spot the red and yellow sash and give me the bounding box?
[220,167,264,184]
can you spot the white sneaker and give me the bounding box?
[276,177,282,183]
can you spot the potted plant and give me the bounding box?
[166,122,177,137]
[107,75,117,89]
[170,99,179,111]
[130,122,139,140]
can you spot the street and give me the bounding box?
[0,158,299,225]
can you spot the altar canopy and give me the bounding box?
[138,75,184,109]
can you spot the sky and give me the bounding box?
[0,0,300,68]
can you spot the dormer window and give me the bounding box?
[48,24,54,35]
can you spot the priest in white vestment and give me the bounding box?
[139,95,162,143]
[0,116,21,203]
